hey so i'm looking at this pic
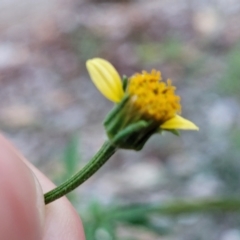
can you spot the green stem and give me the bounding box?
[44,141,116,204]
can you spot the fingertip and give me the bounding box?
[0,135,44,240]
[44,199,85,240]
[0,134,85,240]
[28,163,85,240]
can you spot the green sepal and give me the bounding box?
[104,95,130,140]
[111,120,157,151]
[157,128,180,136]
[122,75,128,92]
[165,129,180,136]
[104,96,159,150]
[157,129,163,135]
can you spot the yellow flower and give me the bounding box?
[86,58,198,132]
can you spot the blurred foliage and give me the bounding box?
[136,39,183,64]
[70,27,103,62]
[62,134,80,178]
[218,43,240,97]
[81,198,240,240]
[57,134,81,203]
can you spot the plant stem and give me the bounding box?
[44,141,116,204]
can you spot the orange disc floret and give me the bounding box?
[127,69,181,123]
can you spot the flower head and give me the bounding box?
[86,58,198,150]
[127,70,181,124]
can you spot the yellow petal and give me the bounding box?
[160,115,199,130]
[86,58,124,102]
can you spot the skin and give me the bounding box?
[0,135,85,240]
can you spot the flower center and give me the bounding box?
[127,69,181,123]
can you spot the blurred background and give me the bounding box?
[1,0,240,239]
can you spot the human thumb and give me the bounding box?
[0,135,44,240]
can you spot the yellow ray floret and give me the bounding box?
[160,115,199,130]
[86,58,124,102]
